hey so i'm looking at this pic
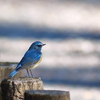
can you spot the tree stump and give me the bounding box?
[0,62,23,82]
[25,90,70,100]
[1,77,43,100]
[0,62,24,100]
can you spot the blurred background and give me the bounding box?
[0,0,100,100]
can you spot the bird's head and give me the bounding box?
[29,41,46,51]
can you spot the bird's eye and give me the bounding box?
[37,45,41,47]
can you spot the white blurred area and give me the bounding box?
[0,0,100,67]
[0,1,100,31]
[0,38,100,68]
[0,1,100,100]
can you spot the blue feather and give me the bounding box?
[8,70,18,77]
[8,41,45,77]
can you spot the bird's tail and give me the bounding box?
[8,70,18,77]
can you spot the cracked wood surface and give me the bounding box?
[1,77,43,100]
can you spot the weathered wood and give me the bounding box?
[0,62,24,100]
[0,62,23,83]
[25,90,70,100]
[0,88,1,100]
[1,77,43,100]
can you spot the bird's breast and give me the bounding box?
[29,56,42,69]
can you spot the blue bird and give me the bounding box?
[8,41,46,77]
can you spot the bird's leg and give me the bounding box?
[30,69,34,78]
[26,69,30,77]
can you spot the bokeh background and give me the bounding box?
[0,0,100,100]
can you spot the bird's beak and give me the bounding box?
[42,44,46,46]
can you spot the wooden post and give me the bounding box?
[25,90,70,100]
[1,77,43,100]
[0,62,24,100]
[0,62,23,82]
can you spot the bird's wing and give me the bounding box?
[15,50,41,71]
